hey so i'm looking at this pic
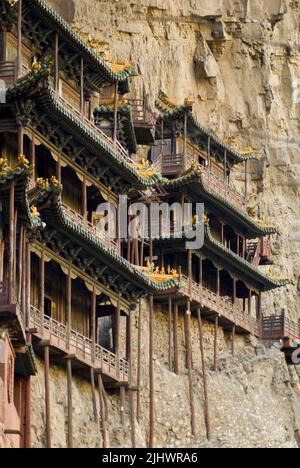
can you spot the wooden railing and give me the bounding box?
[180,276,260,336]
[55,93,131,162]
[127,99,156,127]
[62,203,118,252]
[160,153,247,210]
[262,312,300,342]
[30,305,129,378]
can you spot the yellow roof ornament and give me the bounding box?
[0,158,9,174]
[17,154,30,167]
[30,205,40,218]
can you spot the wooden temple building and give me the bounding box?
[0,0,297,449]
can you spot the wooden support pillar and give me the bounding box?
[148,205,153,263]
[90,368,98,425]
[8,182,15,303]
[136,300,142,423]
[97,373,108,448]
[231,325,236,355]
[54,32,59,92]
[214,315,219,372]
[80,57,84,116]
[17,0,22,78]
[24,376,31,448]
[244,160,248,197]
[221,222,225,245]
[183,110,188,169]
[82,174,87,220]
[66,266,72,349]
[66,356,73,449]
[127,307,136,448]
[113,82,118,145]
[185,300,196,437]
[173,302,179,375]
[114,296,120,359]
[91,285,96,364]
[56,154,61,184]
[38,248,45,334]
[216,267,221,296]
[44,344,51,449]
[149,295,154,448]
[232,278,237,305]
[197,308,211,441]
[18,125,24,155]
[26,240,31,328]
[199,256,203,285]
[168,297,172,371]
[257,292,262,321]
[248,289,252,315]
[207,136,211,172]
[119,386,126,427]
[237,234,240,256]
[30,133,36,180]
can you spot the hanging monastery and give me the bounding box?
[0,0,298,448]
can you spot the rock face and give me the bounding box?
[29,0,300,448]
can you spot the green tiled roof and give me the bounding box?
[156,91,257,165]
[7,67,162,187]
[30,183,179,294]
[0,161,44,232]
[25,0,134,92]
[161,169,278,238]
[94,101,137,155]
[156,224,290,291]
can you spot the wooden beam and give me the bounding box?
[197,308,211,441]
[80,57,84,117]
[26,240,31,328]
[91,285,96,363]
[127,308,136,448]
[232,278,237,305]
[248,289,252,316]
[67,265,72,349]
[113,82,118,145]
[214,315,218,372]
[97,373,109,448]
[185,301,196,437]
[44,345,51,448]
[136,300,142,423]
[8,181,15,303]
[24,332,32,448]
[168,297,172,371]
[231,325,236,355]
[38,248,45,336]
[149,295,154,448]
[66,357,73,449]
[173,302,179,375]
[82,174,87,220]
[17,0,22,79]
[90,368,98,425]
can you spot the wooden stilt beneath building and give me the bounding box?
[231,325,236,355]
[149,295,154,448]
[173,302,179,375]
[127,309,136,448]
[185,301,196,437]
[41,341,51,448]
[214,315,219,372]
[168,297,172,371]
[66,356,74,449]
[136,300,142,424]
[90,368,98,425]
[197,308,211,441]
[97,372,109,448]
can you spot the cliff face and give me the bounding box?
[27,0,300,448]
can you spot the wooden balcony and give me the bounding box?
[128,99,156,144]
[160,153,247,210]
[180,276,260,336]
[62,203,119,253]
[55,93,131,162]
[0,281,26,345]
[262,312,300,343]
[29,306,129,384]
